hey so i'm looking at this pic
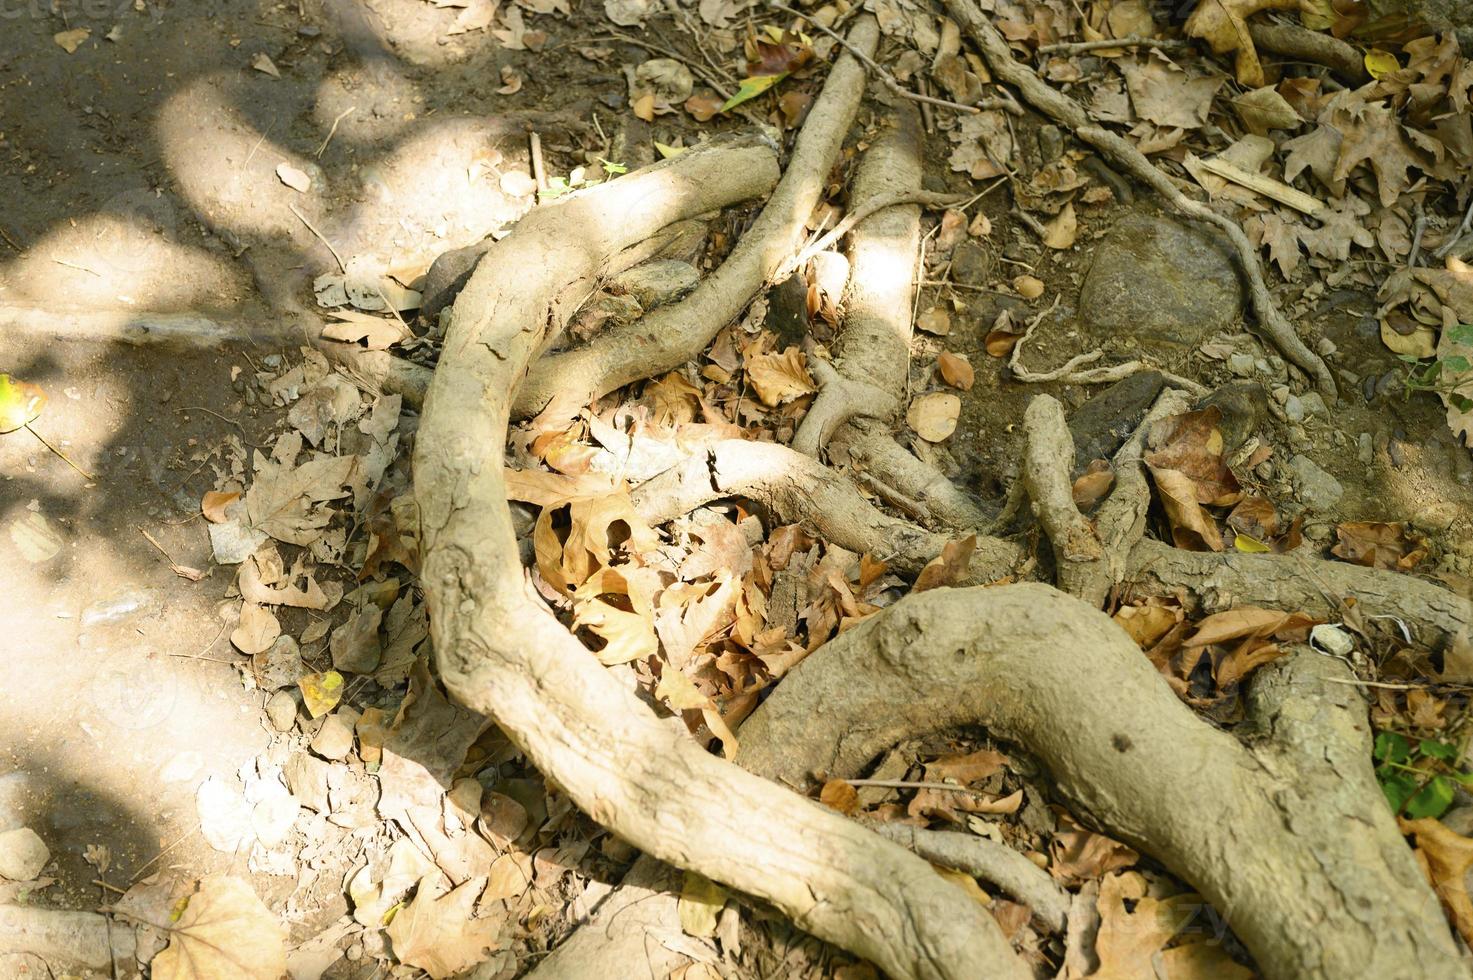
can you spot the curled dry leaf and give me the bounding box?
[1148,466,1223,551]
[497,66,523,95]
[149,875,286,980]
[914,535,976,592]
[907,392,961,443]
[1401,817,1473,945]
[685,91,725,121]
[201,490,240,523]
[1071,460,1115,511]
[937,351,975,390]
[231,602,281,655]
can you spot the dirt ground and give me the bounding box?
[5,0,1473,977]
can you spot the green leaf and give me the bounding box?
[1379,771,1418,812]
[0,374,46,433]
[1442,355,1471,374]
[1404,775,1456,819]
[1448,322,1473,346]
[597,158,628,175]
[1452,393,1473,413]
[721,72,788,112]
[1375,731,1411,764]
[1419,738,1460,763]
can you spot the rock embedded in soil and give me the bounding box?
[420,239,492,322]
[949,239,993,287]
[1079,213,1242,348]
[266,689,299,731]
[1288,454,1344,511]
[311,712,355,761]
[0,827,49,880]
[1067,370,1165,470]
[1198,381,1267,451]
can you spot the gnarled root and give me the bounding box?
[737,584,1464,980]
[414,46,1028,978]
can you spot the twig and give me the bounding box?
[1408,201,1427,268]
[529,131,548,201]
[770,1,1020,116]
[53,258,102,277]
[844,778,997,795]
[1434,194,1473,260]
[136,525,206,581]
[129,827,197,882]
[1011,206,1047,239]
[1037,35,1195,55]
[584,31,735,101]
[792,190,963,271]
[24,423,95,480]
[1006,297,1208,394]
[0,225,23,252]
[288,203,346,272]
[315,106,355,157]
[917,76,936,134]
[242,118,276,170]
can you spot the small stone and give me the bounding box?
[419,239,493,322]
[262,354,283,369]
[1270,384,1289,405]
[1253,358,1271,374]
[1228,353,1255,376]
[1255,460,1274,479]
[1300,392,1327,416]
[266,690,299,731]
[950,240,992,286]
[1197,381,1265,451]
[1358,432,1374,465]
[1037,124,1064,164]
[609,260,699,309]
[310,713,355,761]
[0,828,50,880]
[1078,214,1242,348]
[1288,455,1343,511]
[251,792,301,848]
[1283,394,1305,422]
[1310,623,1355,657]
[1316,337,1337,357]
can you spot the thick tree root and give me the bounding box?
[510,19,880,420]
[738,584,1465,979]
[830,420,992,531]
[1021,395,1107,603]
[631,438,1021,581]
[414,99,1026,978]
[943,0,1337,402]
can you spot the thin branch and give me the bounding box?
[288,203,346,273]
[1037,35,1194,55]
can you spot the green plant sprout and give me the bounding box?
[1373,730,1473,820]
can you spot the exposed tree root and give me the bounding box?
[0,905,132,972]
[509,19,879,420]
[737,585,1464,979]
[414,77,1027,979]
[630,438,1021,581]
[1021,395,1107,603]
[1249,20,1366,81]
[830,420,992,531]
[943,0,1338,402]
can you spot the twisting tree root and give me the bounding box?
[942,0,1338,402]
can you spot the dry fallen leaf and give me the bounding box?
[1332,521,1428,571]
[200,490,240,523]
[251,52,281,78]
[820,778,860,814]
[678,871,727,938]
[299,670,344,718]
[914,535,977,592]
[1183,0,1297,87]
[937,351,975,390]
[908,392,961,442]
[1401,817,1473,945]
[150,875,286,980]
[1049,819,1138,884]
[1042,202,1078,249]
[1014,274,1045,299]
[917,306,952,336]
[1071,460,1115,511]
[386,875,500,979]
[231,602,281,655]
[53,28,90,53]
[275,162,310,192]
[1090,871,1249,979]
[746,347,815,406]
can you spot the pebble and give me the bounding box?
[310,712,355,762]
[1256,460,1275,479]
[950,240,993,286]
[1288,454,1344,511]
[0,828,49,881]
[263,354,283,369]
[1300,392,1326,416]
[1316,337,1337,357]
[266,690,298,732]
[1270,384,1289,405]
[1228,353,1255,376]
[1358,432,1374,464]
[1284,394,1305,422]
[1255,358,1271,374]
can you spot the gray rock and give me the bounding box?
[950,239,993,287]
[1284,394,1305,422]
[266,690,299,732]
[1358,432,1374,464]
[1079,213,1242,347]
[1289,455,1344,511]
[0,828,49,881]
[1300,392,1327,416]
[610,260,699,309]
[1068,371,1165,470]
[420,239,493,322]
[1197,381,1266,451]
[1228,353,1255,376]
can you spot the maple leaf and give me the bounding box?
[1299,196,1375,261]
[245,433,358,546]
[1246,211,1304,278]
[1118,54,1224,129]
[745,346,815,406]
[1330,99,1426,207]
[1282,123,1345,197]
[1183,0,1298,87]
[149,876,286,980]
[1087,871,1250,979]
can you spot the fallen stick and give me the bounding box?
[1248,20,1366,81]
[511,18,878,420]
[414,93,1027,978]
[738,584,1465,979]
[943,0,1337,402]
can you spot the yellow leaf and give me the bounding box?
[655,668,709,710]
[678,871,727,937]
[1364,48,1399,78]
[299,671,344,718]
[53,28,90,53]
[1233,532,1272,553]
[654,141,686,159]
[150,876,286,980]
[386,875,500,979]
[721,73,787,112]
[0,375,46,433]
[746,346,815,406]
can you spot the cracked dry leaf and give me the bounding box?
[1401,817,1473,945]
[1183,0,1297,87]
[1144,408,1240,506]
[1089,871,1248,980]
[908,392,961,442]
[1118,54,1225,129]
[1330,100,1425,207]
[1043,202,1078,249]
[746,346,815,406]
[387,875,500,979]
[1331,521,1428,570]
[150,875,286,980]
